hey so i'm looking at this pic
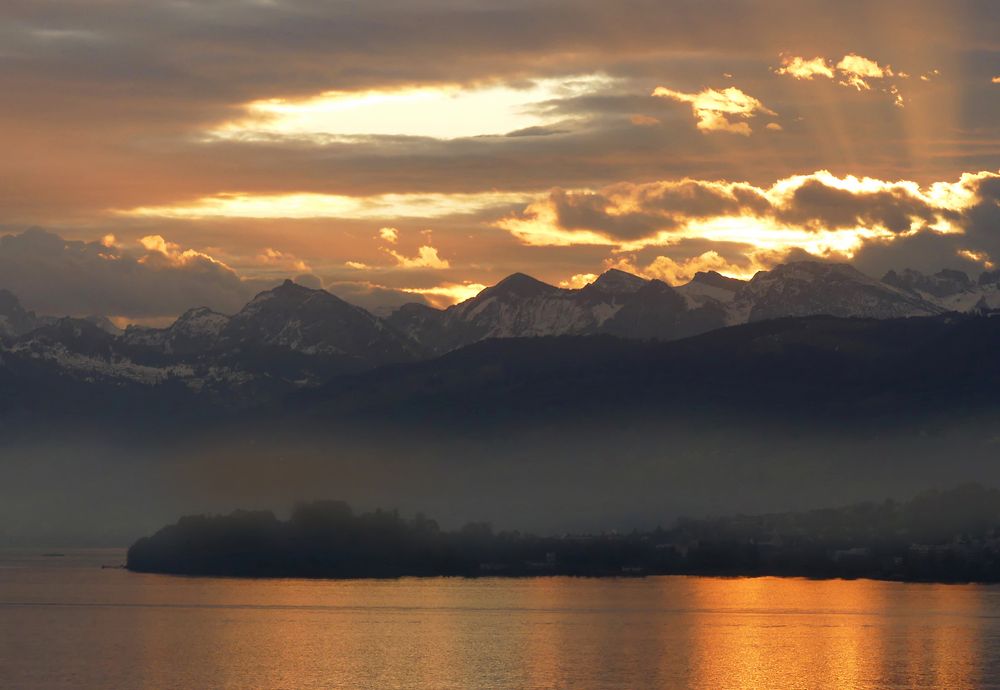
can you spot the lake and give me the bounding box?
[3,549,1000,689]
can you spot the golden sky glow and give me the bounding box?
[0,0,997,319]
[211,76,616,140]
[400,282,488,308]
[118,192,536,220]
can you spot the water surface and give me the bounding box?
[2,549,1000,689]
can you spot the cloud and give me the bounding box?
[0,0,995,302]
[292,273,323,290]
[774,56,835,80]
[0,228,273,319]
[776,52,909,107]
[210,75,616,140]
[385,245,451,269]
[324,280,433,316]
[118,191,535,220]
[652,86,776,135]
[629,114,660,126]
[836,53,896,90]
[498,170,1000,273]
[254,247,311,272]
[0,0,993,235]
[379,227,399,244]
[559,273,599,289]
[400,282,487,308]
[610,250,753,284]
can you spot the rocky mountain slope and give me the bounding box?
[386,270,728,353]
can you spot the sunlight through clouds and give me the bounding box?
[210,75,618,140]
[118,191,537,220]
[498,171,999,262]
[401,282,487,307]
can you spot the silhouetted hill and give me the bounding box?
[127,485,1000,583]
[293,312,1000,430]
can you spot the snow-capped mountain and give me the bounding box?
[386,269,728,353]
[674,271,745,309]
[1,281,422,402]
[387,262,952,354]
[123,307,230,356]
[0,289,120,339]
[730,262,944,323]
[217,280,419,361]
[882,268,1000,313]
[2,262,995,411]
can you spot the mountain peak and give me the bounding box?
[275,278,314,294]
[737,260,942,322]
[756,261,885,288]
[882,267,973,298]
[0,289,41,337]
[480,273,559,300]
[244,279,332,311]
[689,271,746,292]
[589,269,647,293]
[0,288,23,313]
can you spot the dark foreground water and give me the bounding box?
[3,550,1000,689]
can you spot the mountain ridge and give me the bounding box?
[1,261,997,411]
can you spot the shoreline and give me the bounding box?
[123,565,1000,587]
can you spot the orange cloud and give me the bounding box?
[776,52,909,107]
[138,235,230,268]
[630,114,660,126]
[385,245,450,269]
[652,85,776,136]
[774,55,834,80]
[610,251,755,285]
[256,247,310,272]
[836,53,895,91]
[559,273,599,289]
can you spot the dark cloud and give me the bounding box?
[501,171,1000,282]
[775,179,948,233]
[505,174,961,243]
[1,0,996,225]
[0,228,271,318]
[851,231,975,277]
[964,175,1000,257]
[324,281,432,317]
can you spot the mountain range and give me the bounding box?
[2,261,999,417]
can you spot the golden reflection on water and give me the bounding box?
[4,554,1000,690]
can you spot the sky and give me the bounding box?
[1,0,999,322]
